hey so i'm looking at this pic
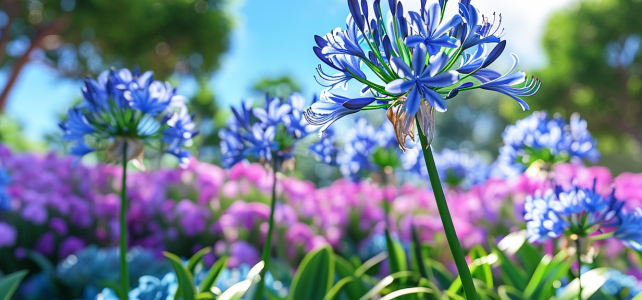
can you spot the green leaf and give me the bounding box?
[198,256,229,293]
[188,247,212,275]
[490,241,528,291]
[334,255,368,299]
[469,245,495,289]
[410,225,430,280]
[427,258,454,288]
[378,287,434,300]
[524,250,570,300]
[0,270,29,300]
[498,286,526,300]
[355,252,387,277]
[164,252,197,300]
[288,246,335,300]
[385,230,408,283]
[218,261,264,300]
[555,268,609,300]
[323,277,356,300]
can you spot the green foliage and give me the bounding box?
[534,0,642,148]
[163,248,229,300]
[0,270,28,300]
[253,76,302,100]
[1,0,232,77]
[288,246,335,300]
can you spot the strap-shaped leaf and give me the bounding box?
[378,287,434,300]
[288,246,335,300]
[385,230,408,284]
[164,252,197,300]
[188,247,212,274]
[498,285,526,300]
[490,241,528,291]
[198,256,229,293]
[334,255,368,299]
[0,270,28,300]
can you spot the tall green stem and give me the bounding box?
[120,141,129,299]
[575,238,582,300]
[253,158,278,300]
[416,120,478,300]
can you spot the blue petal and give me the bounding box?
[386,79,415,94]
[412,44,427,74]
[420,71,459,88]
[406,85,421,116]
[424,88,447,112]
[390,57,413,78]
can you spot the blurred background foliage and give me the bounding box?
[1,0,642,175]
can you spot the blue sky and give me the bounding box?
[2,0,576,140]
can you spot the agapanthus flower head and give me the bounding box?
[605,34,641,69]
[305,0,540,150]
[493,111,600,178]
[333,118,404,181]
[59,67,197,168]
[524,182,632,246]
[434,148,489,190]
[220,94,313,169]
[309,128,339,165]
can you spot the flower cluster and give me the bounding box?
[523,183,637,247]
[402,145,490,190]
[493,111,600,178]
[219,93,312,168]
[59,67,196,167]
[305,0,540,149]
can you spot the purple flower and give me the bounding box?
[228,241,260,268]
[21,204,48,225]
[58,236,86,258]
[0,222,17,248]
[34,232,56,255]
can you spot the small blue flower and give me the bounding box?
[304,90,376,133]
[283,93,313,138]
[338,118,379,180]
[385,44,459,113]
[477,54,538,111]
[524,190,569,243]
[457,2,503,50]
[309,128,338,165]
[242,124,278,163]
[434,148,490,190]
[406,2,462,55]
[614,208,642,251]
[253,97,292,128]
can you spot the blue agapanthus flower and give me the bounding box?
[492,111,600,178]
[100,273,178,300]
[0,168,11,211]
[219,94,313,169]
[524,190,570,243]
[59,67,197,167]
[524,184,628,244]
[309,128,339,165]
[614,208,642,251]
[605,34,641,69]
[434,148,489,189]
[305,0,540,149]
[600,268,642,299]
[338,118,380,180]
[402,145,489,190]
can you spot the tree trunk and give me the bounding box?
[0,17,69,112]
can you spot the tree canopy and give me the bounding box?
[0,0,233,110]
[531,0,642,148]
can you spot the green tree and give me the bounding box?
[0,0,232,111]
[532,0,642,148]
[252,75,302,99]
